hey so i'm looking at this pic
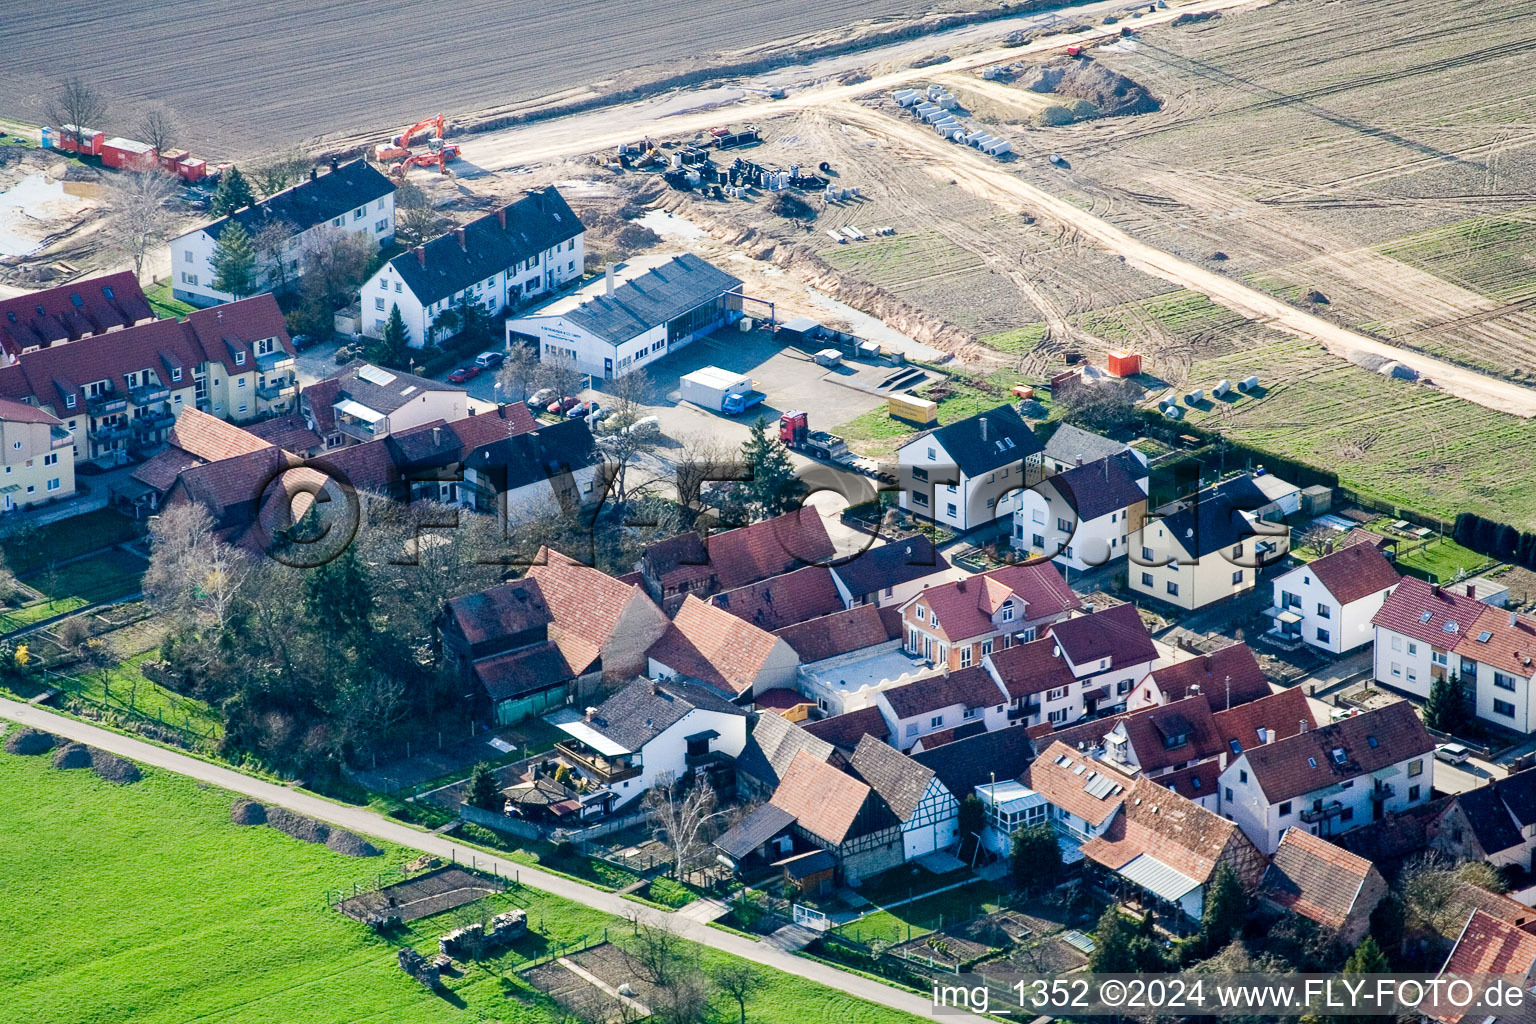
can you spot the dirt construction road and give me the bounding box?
[0,698,986,1024]
[827,102,1536,417]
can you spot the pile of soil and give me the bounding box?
[326,829,383,858]
[1022,59,1161,117]
[4,728,56,756]
[1171,10,1222,26]
[266,806,331,844]
[90,749,141,785]
[231,799,267,826]
[52,743,92,770]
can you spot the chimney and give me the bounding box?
[980,417,989,442]
[415,245,425,267]
[432,426,442,447]
[1431,582,1441,596]
[309,167,317,181]
[1513,611,1520,628]
[455,227,466,250]
[329,156,339,172]
[1299,718,1308,733]
[605,263,615,297]
[497,207,507,229]
[1076,455,1083,467]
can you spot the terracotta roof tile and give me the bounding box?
[528,547,663,676]
[168,407,269,461]
[908,561,1080,643]
[1081,775,1262,887]
[711,565,845,631]
[0,271,152,356]
[801,706,890,751]
[1298,543,1400,606]
[647,595,786,697]
[445,579,552,646]
[1454,607,1536,680]
[880,666,1005,720]
[983,635,1077,699]
[1022,741,1132,829]
[1146,643,1272,707]
[1372,576,1490,648]
[0,396,62,425]
[1155,759,1221,802]
[774,604,893,663]
[1211,687,1318,755]
[1240,699,1434,805]
[643,508,836,596]
[243,411,323,455]
[770,749,875,845]
[1048,602,1157,670]
[1259,828,1377,929]
[1432,910,1536,1023]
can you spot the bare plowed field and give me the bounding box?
[0,0,961,159]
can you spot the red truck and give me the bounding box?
[779,411,849,462]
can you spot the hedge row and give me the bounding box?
[1454,513,1536,571]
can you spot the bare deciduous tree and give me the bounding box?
[145,502,250,633]
[533,349,584,402]
[248,150,312,198]
[650,968,712,1024]
[495,343,539,404]
[673,434,741,524]
[102,170,177,282]
[711,962,763,1024]
[46,78,108,148]
[644,772,732,882]
[627,915,688,989]
[393,180,443,247]
[135,104,178,154]
[250,216,297,295]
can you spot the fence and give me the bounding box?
[38,667,219,749]
[558,807,657,846]
[459,802,543,841]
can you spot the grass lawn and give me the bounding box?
[836,367,1040,459]
[1360,526,1492,581]
[836,880,1006,945]
[0,745,928,1024]
[63,650,225,739]
[0,509,143,575]
[0,547,148,635]
[143,280,198,319]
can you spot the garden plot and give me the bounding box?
[336,866,505,924]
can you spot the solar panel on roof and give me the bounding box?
[357,364,397,386]
[1072,763,1087,775]
[1084,774,1121,799]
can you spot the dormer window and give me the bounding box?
[235,352,246,366]
[1331,747,1347,765]
[171,368,182,382]
[1162,732,1187,750]
[1001,603,1014,622]
[65,395,76,409]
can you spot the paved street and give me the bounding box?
[0,697,985,1024]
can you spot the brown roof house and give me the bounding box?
[1021,740,1136,863]
[646,595,799,700]
[752,749,905,885]
[439,579,578,726]
[899,561,1080,674]
[1268,542,1399,654]
[1127,641,1274,711]
[527,547,669,682]
[638,508,836,613]
[1257,827,1387,945]
[733,709,839,800]
[874,666,1008,751]
[1430,909,1536,1024]
[1081,775,1266,927]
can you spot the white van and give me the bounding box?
[624,416,660,437]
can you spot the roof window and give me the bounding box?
[1331,747,1347,765]
[1443,620,1459,634]
[1478,631,1492,643]
[1419,611,1434,623]
[1307,756,1317,768]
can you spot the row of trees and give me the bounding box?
[1452,512,1536,571]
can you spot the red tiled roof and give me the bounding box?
[1211,687,1317,754]
[131,446,205,492]
[1048,602,1156,670]
[801,706,890,751]
[712,565,845,632]
[1240,699,1434,805]
[301,377,341,435]
[164,446,292,523]
[769,749,874,845]
[1156,759,1221,802]
[1146,643,1272,707]
[880,666,1005,720]
[984,635,1076,699]
[909,561,1080,643]
[1432,911,1536,1024]
[1297,543,1400,606]
[774,604,892,663]
[528,546,662,676]
[648,595,786,697]
[909,720,987,752]
[1372,576,1491,648]
[244,411,323,454]
[644,508,837,595]
[754,688,816,713]
[0,271,153,356]
[1116,695,1223,773]
[182,296,294,375]
[1081,775,1261,887]
[168,407,268,462]
[1259,828,1376,930]
[1454,607,1536,680]
[0,396,62,425]
[1022,741,1132,829]
[445,579,552,646]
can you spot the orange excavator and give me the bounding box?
[391,140,461,178]
[374,114,445,163]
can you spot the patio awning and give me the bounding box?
[1275,609,1303,624]
[1116,853,1200,904]
[333,398,384,423]
[554,719,630,757]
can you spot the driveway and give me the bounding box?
[0,697,986,1024]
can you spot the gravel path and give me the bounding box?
[0,696,985,1024]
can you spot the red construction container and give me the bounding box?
[1066,45,1084,57]
[158,148,190,172]
[175,157,207,183]
[58,126,106,156]
[102,137,157,171]
[1106,349,1142,377]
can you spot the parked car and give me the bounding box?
[1435,743,1471,765]
[528,388,556,408]
[567,401,596,419]
[290,333,317,351]
[474,351,505,369]
[589,407,612,425]
[448,366,480,383]
[624,415,660,437]
[547,396,579,414]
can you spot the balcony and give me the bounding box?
[1299,800,1345,824]
[132,410,175,435]
[554,740,641,785]
[86,393,128,416]
[89,422,130,444]
[129,384,170,406]
[1370,782,1395,802]
[1008,701,1040,722]
[336,415,381,443]
[256,351,295,374]
[257,379,297,401]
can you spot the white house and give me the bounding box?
[1044,602,1161,718]
[551,677,749,810]
[300,360,466,448]
[898,405,1045,532]
[171,161,396,307]
[1217,699,1435,855]
[461,418,601,529]
[982,636,1081,729]
[362,187,585,347]
[1128,474,1292,611]
[1268,542,1399,653]
[829,534,962,609]
[507,253,743,379]
[1371,576,1502,701]
[1021,740,1132,863]
[848,735,959,860]
[874,666,1008,751]
[1013,450,1149,572]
